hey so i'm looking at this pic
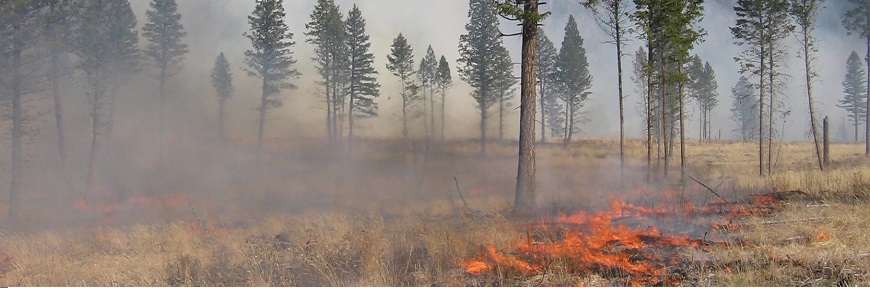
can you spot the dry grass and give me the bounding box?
[1,138,869,286]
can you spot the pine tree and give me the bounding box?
[305,0,346,144]
[418,45,437,139]
[839,51,868,143]
[731,76,759,141]
[43,0,76,169]
[434,55,453,140]
[244,0,300,162]
[688,56,718,143]
[791,0,825,170]
[0,0,43,225]
[843,0,870,154]
[386,33,419,138]
[458,0,504,156]
[75,0,141,198]
[554,15,592,147]
[345,4,379,148]
[536,28,558,143]
[211,52,233,140]
[142,0,188,166]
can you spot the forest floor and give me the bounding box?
[0,138,869,286]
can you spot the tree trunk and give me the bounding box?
[325,75,333,145]
[256,77,268,163]
[159,63,167,168]
[348,85,355,152]
[51,50,66,168]
[768,42,774,175]
[402,78,408,138]
[563,98,571,147]
[615,16,625,186]
[430,86,435,141]
[219,98,226,140]
[802,28,823,171]
[758,32,765,177]
[539,81,546,144]
[660,49,668,178]
[646,42,653,183]
[514,0,537,216]
[441,88,446,141]
[865,36,869,156]
[679,65,685,179]
[480,103,487,156]
[86,70,101,199]
[8,36,23,226]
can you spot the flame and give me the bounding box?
[460,192,782,286]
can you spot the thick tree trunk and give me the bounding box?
[514,0,537,216]
[539,82,546,144]
[802,29,823,171]
[51,51,66,168]
[9,38,23,226]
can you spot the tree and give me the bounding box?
[419,45,437,139]
[386,33,419,138]
[839,51,868,143]
[843,0,870,155]
[458,0,503,156]
[0,0,42,225]
[536,28,558,143]
[583,0,632,186]
[494,45,518,141]
[211,52,233,139]
[732,0,793,176]
[345,4,379,148]
[554,15,592,147]
[306,0,346,145]
[731,76,759,141]
[494,0,545,215]
[434,55,453,140]
[43,0,76,170]
[75,0,141,198]
[142,0,188,166]
[687,56,718,143]
[244,0,300,162]
[790,0,824,170]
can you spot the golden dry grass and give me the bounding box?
[0,138,869,286]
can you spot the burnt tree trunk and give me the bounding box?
[514,0,538,215]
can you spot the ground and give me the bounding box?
[0,138,869,286]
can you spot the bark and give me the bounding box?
[514,0,537,216]
[86,70,101,199]
[660,48,668,178]
[441,88,446,140]
[159,61,167,167]
[51,51,66,168]
[325,74,333,145]
[563,98,570,147]
[499,91,505,141]
[646,41,653,183]
[479,103,487,156]
[8,34,23,225]
[678,65,685,179]
[430,87,435,141]
[865,36,869,156]
[539,81,546,143]
[768,41,774,174]
[758,30,766,176]
[219,97,226,139]
[615,16,625,186]
[348,86,355,151]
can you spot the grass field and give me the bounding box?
[0,137,869,286]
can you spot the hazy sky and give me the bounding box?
[126,0,868,142]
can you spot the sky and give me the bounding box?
[125,0,868,142]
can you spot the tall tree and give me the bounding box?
[536,28,558,143]
[790,0,824,170]
[687,56,718,143]
[732,0,792,176]
[244,0,300,162]
[419,45,437,139]
[839,51,868,143]
[843,0,870,155]
[554,15,592,147]
[584,0,632,185]
[211,52,233,140]
[345,4,380,148]
[43,0,75,170]
[494,0,545,215]
[306,0,346,145]
[458,0,503,156]
[0,0,42,225]
[434,55,453,140]
[75,0,141,198]
[386,33,419,138]
[731,76,759,141]
[142,0,188,166]
[494,45,518,141]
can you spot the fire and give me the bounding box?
[460,192,782,286]
[74,193,190,225]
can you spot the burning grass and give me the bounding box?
[1,139,870,286]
